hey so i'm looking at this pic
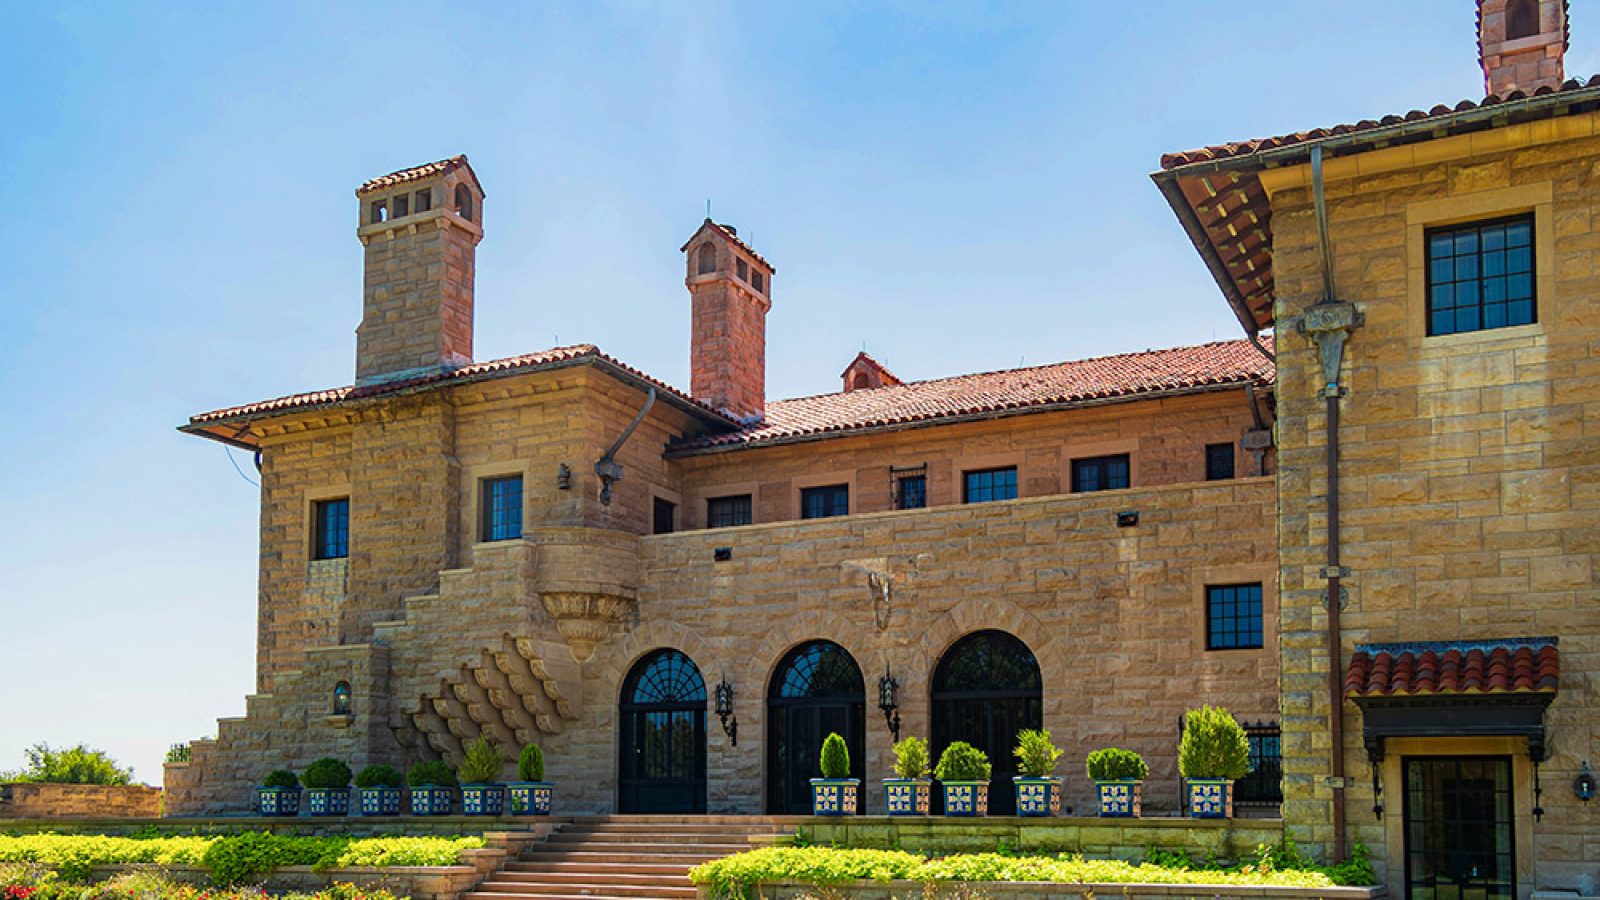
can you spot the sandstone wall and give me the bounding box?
[0,784,161,819]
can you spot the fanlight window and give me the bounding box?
[932,630,1042,695]
[624,649,707,705]
[771,641,864,699]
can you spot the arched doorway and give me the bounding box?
[618,649,707,813]
[767,640,866,814]
[931,630,1043,815]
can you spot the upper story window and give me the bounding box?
[1426,215,1535,336]
[697,242,717,275]
[1071,454,1130,493]
[653,497,677,535]
[481,475,523,541]
[1507,0,1540,39]
[895,474,927,510]
[1206,583,1264,651]
[1205,443,1235,481]
[707,494,753,528]
[963,467,1017,504]
[455,184,475,222]
[801,484,849,519]
[313,498,350,560]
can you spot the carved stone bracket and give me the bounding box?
[842,556,927,631]
[541,591,637,662]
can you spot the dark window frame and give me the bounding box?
[1237,723,1283,804]
[706,494,753,529]
[312,497,350,560]
[895,474,927,510]
[1205,443,1236,481]
[480,474,524,542]
[1206,582,1265,651]
[1071,454,1131,493]
[1424,213,1536,337]
[963,466,1018,504]
[652,496,677,535]
[800,484,849,519]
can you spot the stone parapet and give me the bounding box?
[0,784,162,820]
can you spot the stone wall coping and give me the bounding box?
[725,880,1385,900]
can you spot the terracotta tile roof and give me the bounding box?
[681,337,1274,452]
[1159,76,1600,170]
[185,344,734,436]
[1345,638,1559,698]
[358,155,470,194]
[680,219,774,271]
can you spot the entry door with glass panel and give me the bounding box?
[618,649,707,814]
[766,641,866,814]
[1403,756,1515,900]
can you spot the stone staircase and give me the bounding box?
[465,816,789,900]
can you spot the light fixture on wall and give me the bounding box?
[1577,762,1596,802]
[332,681,352,717]
[715,678,738,746]
[878,670,901,743]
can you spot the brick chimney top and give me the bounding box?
[840,352,902,392]
[683,219,772,422]
[1478,0,1569,96]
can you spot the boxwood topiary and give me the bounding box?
[456,736,504,784]
[819,733,851,780]
[933,741,991,782]
[517,744,545,782]
[1178,705,1251,781]
[354,764,403,789]
[261,769,299,790]
[1086,747,1150,781]
[301,758,352,790]
[407,760,457,788]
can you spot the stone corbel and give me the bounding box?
[541,591,637,662]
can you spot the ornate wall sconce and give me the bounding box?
[1576,762,1596,802]
[332,681,352,716]
[878,670,901,743]
[715,678,738,746]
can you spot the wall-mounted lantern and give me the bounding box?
[878,670,901,743]
[715,678,738,746]
[332,681,352,716]
[1577,762,1596,802]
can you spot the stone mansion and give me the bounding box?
[169,2,1597,898]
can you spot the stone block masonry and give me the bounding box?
[0,784,161,819]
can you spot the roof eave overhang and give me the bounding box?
[666,378,1271,458]
[1152,170,1265,335]
[179,355,736,449]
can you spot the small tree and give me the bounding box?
[933,742,992,782]
[301,758,352,789]
[891,736,930,780]
[261,769,299,789]
[407,760,457,788]
[1085,748,1150,781]
[517,744,545,782]
[1178,706,1251,781]
[1013,729,1064,778]
[457,736,505,784]
[354,764,402,788]
[3,743,133,786]
[819,733,851,780]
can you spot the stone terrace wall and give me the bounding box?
[0,784,161,819]
[803,815,1284,860]
[723,883,1385,900]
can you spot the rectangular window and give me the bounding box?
[706,494,753,529]
[392,193,409,218]
[1071,454,1130,493]
[1206,583,1264,650]
[480,475,523,542]
[963,467,1018,504]
[413,189,431,212]
[652,497,676,535]
[1205,443,1235,481]
[1237,725,1284,804]
[800,484,849,519]
[1426,214,1536,336]
[312,498,349,560]
[895,475,927,510]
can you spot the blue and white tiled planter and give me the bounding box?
[940,781,989,817]
[809,778,860,816]
[256,787,301,817]
[306,787,350,816]
[358,786,402,816]
[1188,779,1235,819]
[408,785,455,816]
[884,779,930,816]
[460,783,505,816]
[1095,779,1143,817]
[1013,776,1061,817]
[506,782,554,815]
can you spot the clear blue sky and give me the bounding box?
[1,1,1573,784]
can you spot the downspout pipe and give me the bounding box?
[595,386,656,506]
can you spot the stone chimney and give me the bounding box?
[841,352,901,392]
[1478,0,1568,96]
[354,156,484,386]
[682,219,772,421]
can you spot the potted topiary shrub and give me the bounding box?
[1086,747,1149,817]
[457,735,506,816]
[354,764,403,816]
[407,759,458,816]
[302,757,352,816]
[1179,705,1251,819]
[809,733,859,815]
[506,743,554,816]
[1012,728,1064,817]
[934,741,992,817]
[884,736,931,816]
[257,769,301,817]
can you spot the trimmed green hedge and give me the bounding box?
[0,833,485,885]
[690,845,1374,897]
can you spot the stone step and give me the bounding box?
[499,863,694,878]
[547,831,752,845]
[516,851,726,865]
[559,821,780,835]
[482,871,690,888]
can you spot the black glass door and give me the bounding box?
[767,641,866,814]
[619,650,707,813]
[1403,756,1515,900]
[931,630,1043,816]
